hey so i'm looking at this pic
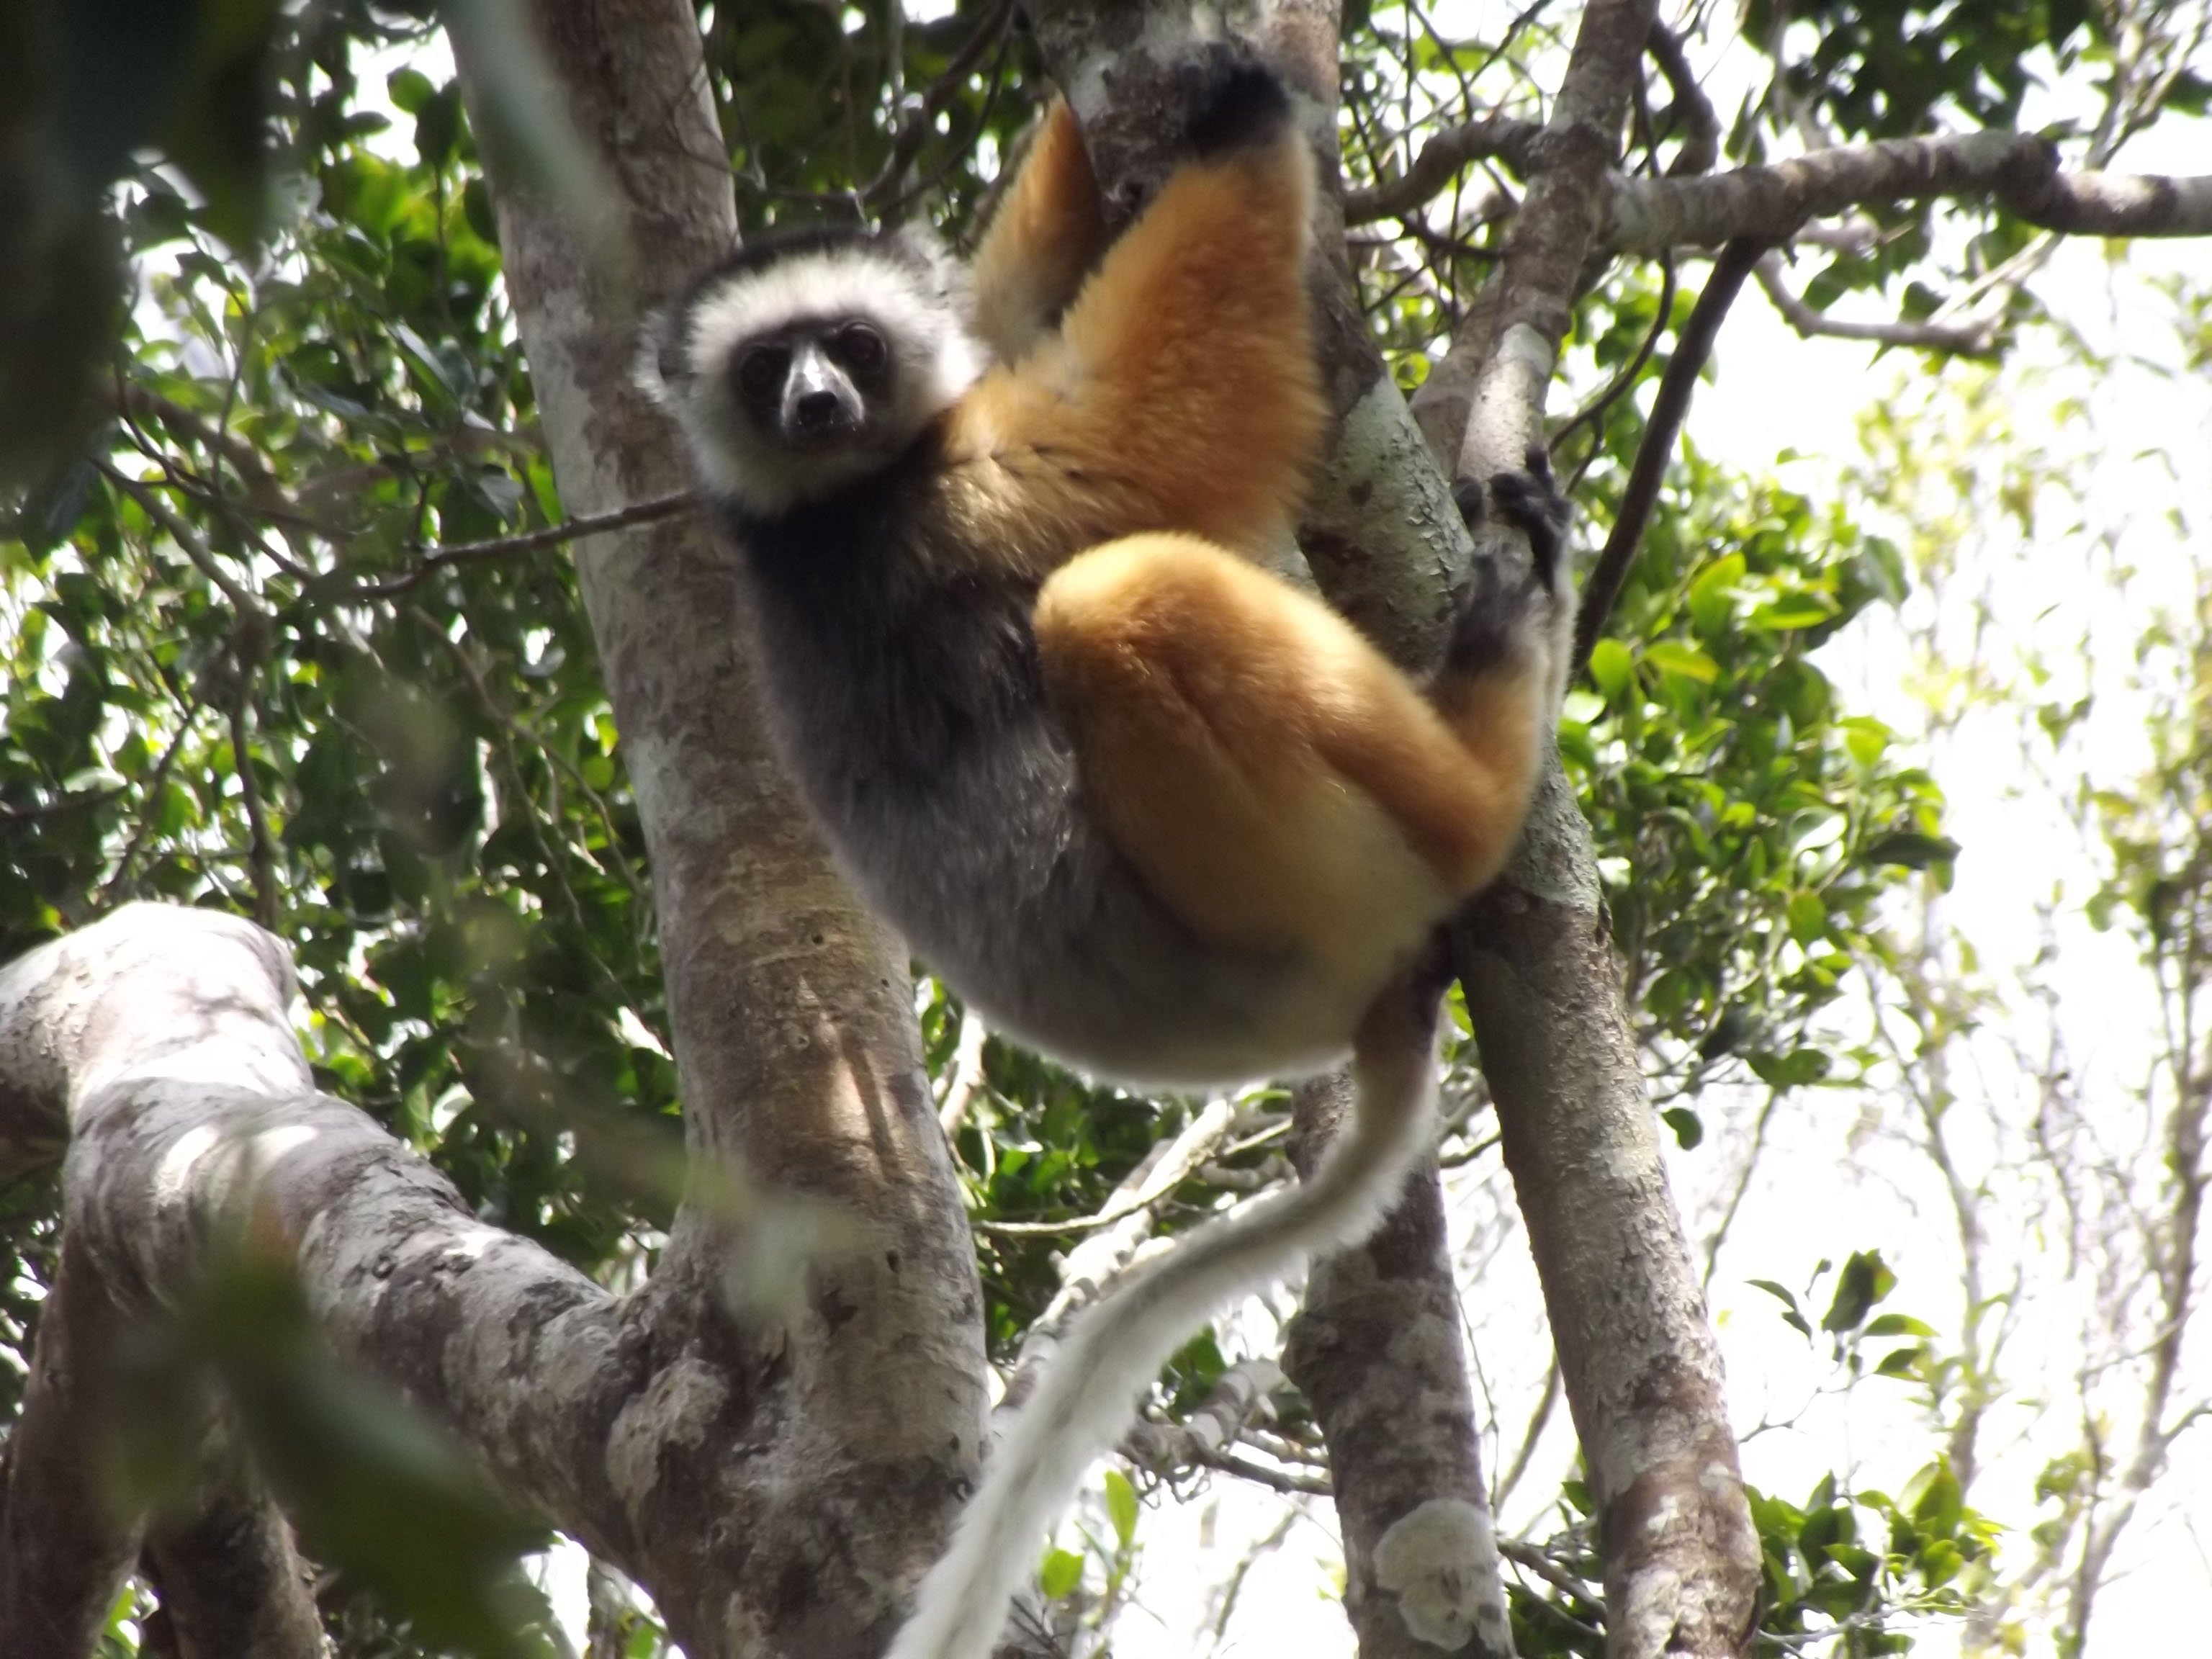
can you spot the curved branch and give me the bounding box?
[1344,114,1545,225]
[1606,132,2212,252]
[1753,248,2000,355]
[1645,19,1717,176]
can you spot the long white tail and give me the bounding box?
[886,988,1440,1659]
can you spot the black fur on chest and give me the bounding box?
[721,441,1048,789]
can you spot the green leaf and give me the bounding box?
[1786,889,1827,943]
[1862,1313,1936,1338]
[1875,1346,1924,1377]
[1821,1250,1894,1334]
[1645,639,1720,685]
[1103,1468,1138,1549]
[1586,637,1635,697]
[1039,1547,1085,1600]
[1749,1280,1812,1339]
[1912,1463,1965,1539]
[1749,598,1836,631]
[1660,1106,1704,1149]
[1688,553,1745,636]
[389,67,439,113]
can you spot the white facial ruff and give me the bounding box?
[642,242,986,516]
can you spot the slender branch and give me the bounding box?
[1123,1357,1285,1473]
[335,492,695,600]
[1344,114,1545,225]
[1499,1538,1604,1614]
[98,464,263,620]
[1197,1448,1334,1497]
[1753,249,2000,354]
[1606,133,2212,252]
[1550,248,1676,477]
[0,788,126,823]
[1645,19,1717,176]
[976,1096,1241,1237]
[225,693,278,932]
[1491,1357,1561,1511]
[994,1100,1244,1417]
[858,0,1017,212]
[936,1010,993,1138]
[1571,236,1768,675]
[96,711,203,907]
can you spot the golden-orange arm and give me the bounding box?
[948,130,1326,565]
[968,102,1110,364]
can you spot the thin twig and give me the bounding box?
[96,711,202,907]
[336,492,696,601]
[976,1097,1241,1236]
[1550,248,1677,480]
[859,0,1016,213]
[1645,19,1718,176]
[937,1009,994,1138]
[0,788,126,823]
[1500,1539,1605,1623]
[1344,114,1545,225]
[226,691,278,931]
[1571,235,1769,676]
[1754,250,1998,354]
[99,463,263,619]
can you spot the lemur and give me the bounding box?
[639,50,1573,1659]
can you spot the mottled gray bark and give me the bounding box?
[451,0,989,1653]
[0,1229,145,1658]
[1411,2,1766,1655]
[0,907,619,1655]
[142,1482,326,1659]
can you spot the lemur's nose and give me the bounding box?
[793,390,841,431]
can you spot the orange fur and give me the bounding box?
[948,135,1326,562]
[969,103,1110,364]
[1035,536,1532,968]
[959,114,1539,958]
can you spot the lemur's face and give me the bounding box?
[727,315,895,454]
[643,229,984,518]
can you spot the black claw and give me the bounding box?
[1178,43,1293,156]
[1486,457,1572,587]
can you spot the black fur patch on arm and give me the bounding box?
[1437,449,1573,680]
[1178,45,1293,156]
[1486,446,1571,587]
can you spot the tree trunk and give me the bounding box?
[1413,1,1765,1653]
[451,0,990,1652]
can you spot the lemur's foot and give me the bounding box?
[1439,446,1573,680]
[1177,42,1293,157]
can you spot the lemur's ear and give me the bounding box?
[887,222,971,306]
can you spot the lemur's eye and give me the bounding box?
[836,323,887,375]
[736,343,788,399]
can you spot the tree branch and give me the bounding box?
[1572,236,1768,675]
[1645,19,1717,176]
[0,907,640,1650]
[335,490,695,600]
[1344,114,1545,225]
[1606,133,2212,252]
[1752,248,2001,354]
[1413,1,1768,1654]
